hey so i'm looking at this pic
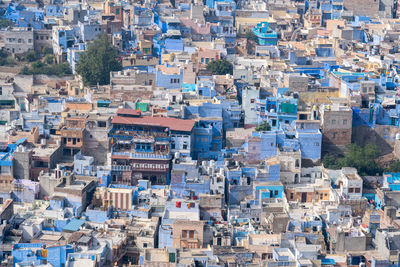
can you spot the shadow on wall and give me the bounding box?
[352,125,396,156]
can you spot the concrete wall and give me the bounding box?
[13,150,32,180]
[0,29,34,54]
[321,108,352,149]
[343,0,379,17]
[335,230,366,252]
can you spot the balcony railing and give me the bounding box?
[111,165,132,171]
[132,167,168,172]
[131,152,171,160]
[110,129,170,139]
[112,151,171,160]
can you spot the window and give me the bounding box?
[182,230,187,238]
[274,190,278,196]
[183,144,187,149]
[333,133,337,139]
[97,121,106,127]
[189,230,194,238]
[250,99,255,103]
[355,188,360,193]
[320,194,323,200]
[348,188,354,193]
[343,119,347,125]
[171,142,175,149]
[0,87,2,95]
[290,192,294,199]
[332,119,336,124]
[315,142,319,146]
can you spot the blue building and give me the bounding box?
[214,0,236,17]
[319,0,343,25]
[256,89,298,130]
[185,103,224,159]
[252,22,278,46]
[255,181,285,201]
[12,243,73,267]
[4,3,44,29]
[247,124,322,162]
[45,5,64,17]
[0,143,16,178]
[156,65,183,89]
[170,170,210,199]
[153,31,184,55]
[67,43,86,73]
[383,173,400,191]
[197,76,215,98]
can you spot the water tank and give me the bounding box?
[396,133,400,140]
[174,152,180,159]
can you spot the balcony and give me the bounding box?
[112,151,171,160]
[180,239,200,249]
[110,129,170,140]
[111,165,132,171]
[131,152,171,160]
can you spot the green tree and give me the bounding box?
[0,50,15,66]
[388,160,400,172]
[31,60,45,69]
[206,59,233,75]
[76,34,122,86]
[323,143,382,176]
[42,47,53,55]
[25,51,38,62]
[44,54,54,64]
[0,19,13,29]
[20,66,30,75]
[255,121,271,132]
[20,61,72,76]
[245,30,258,43]
[322,154,339,169]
